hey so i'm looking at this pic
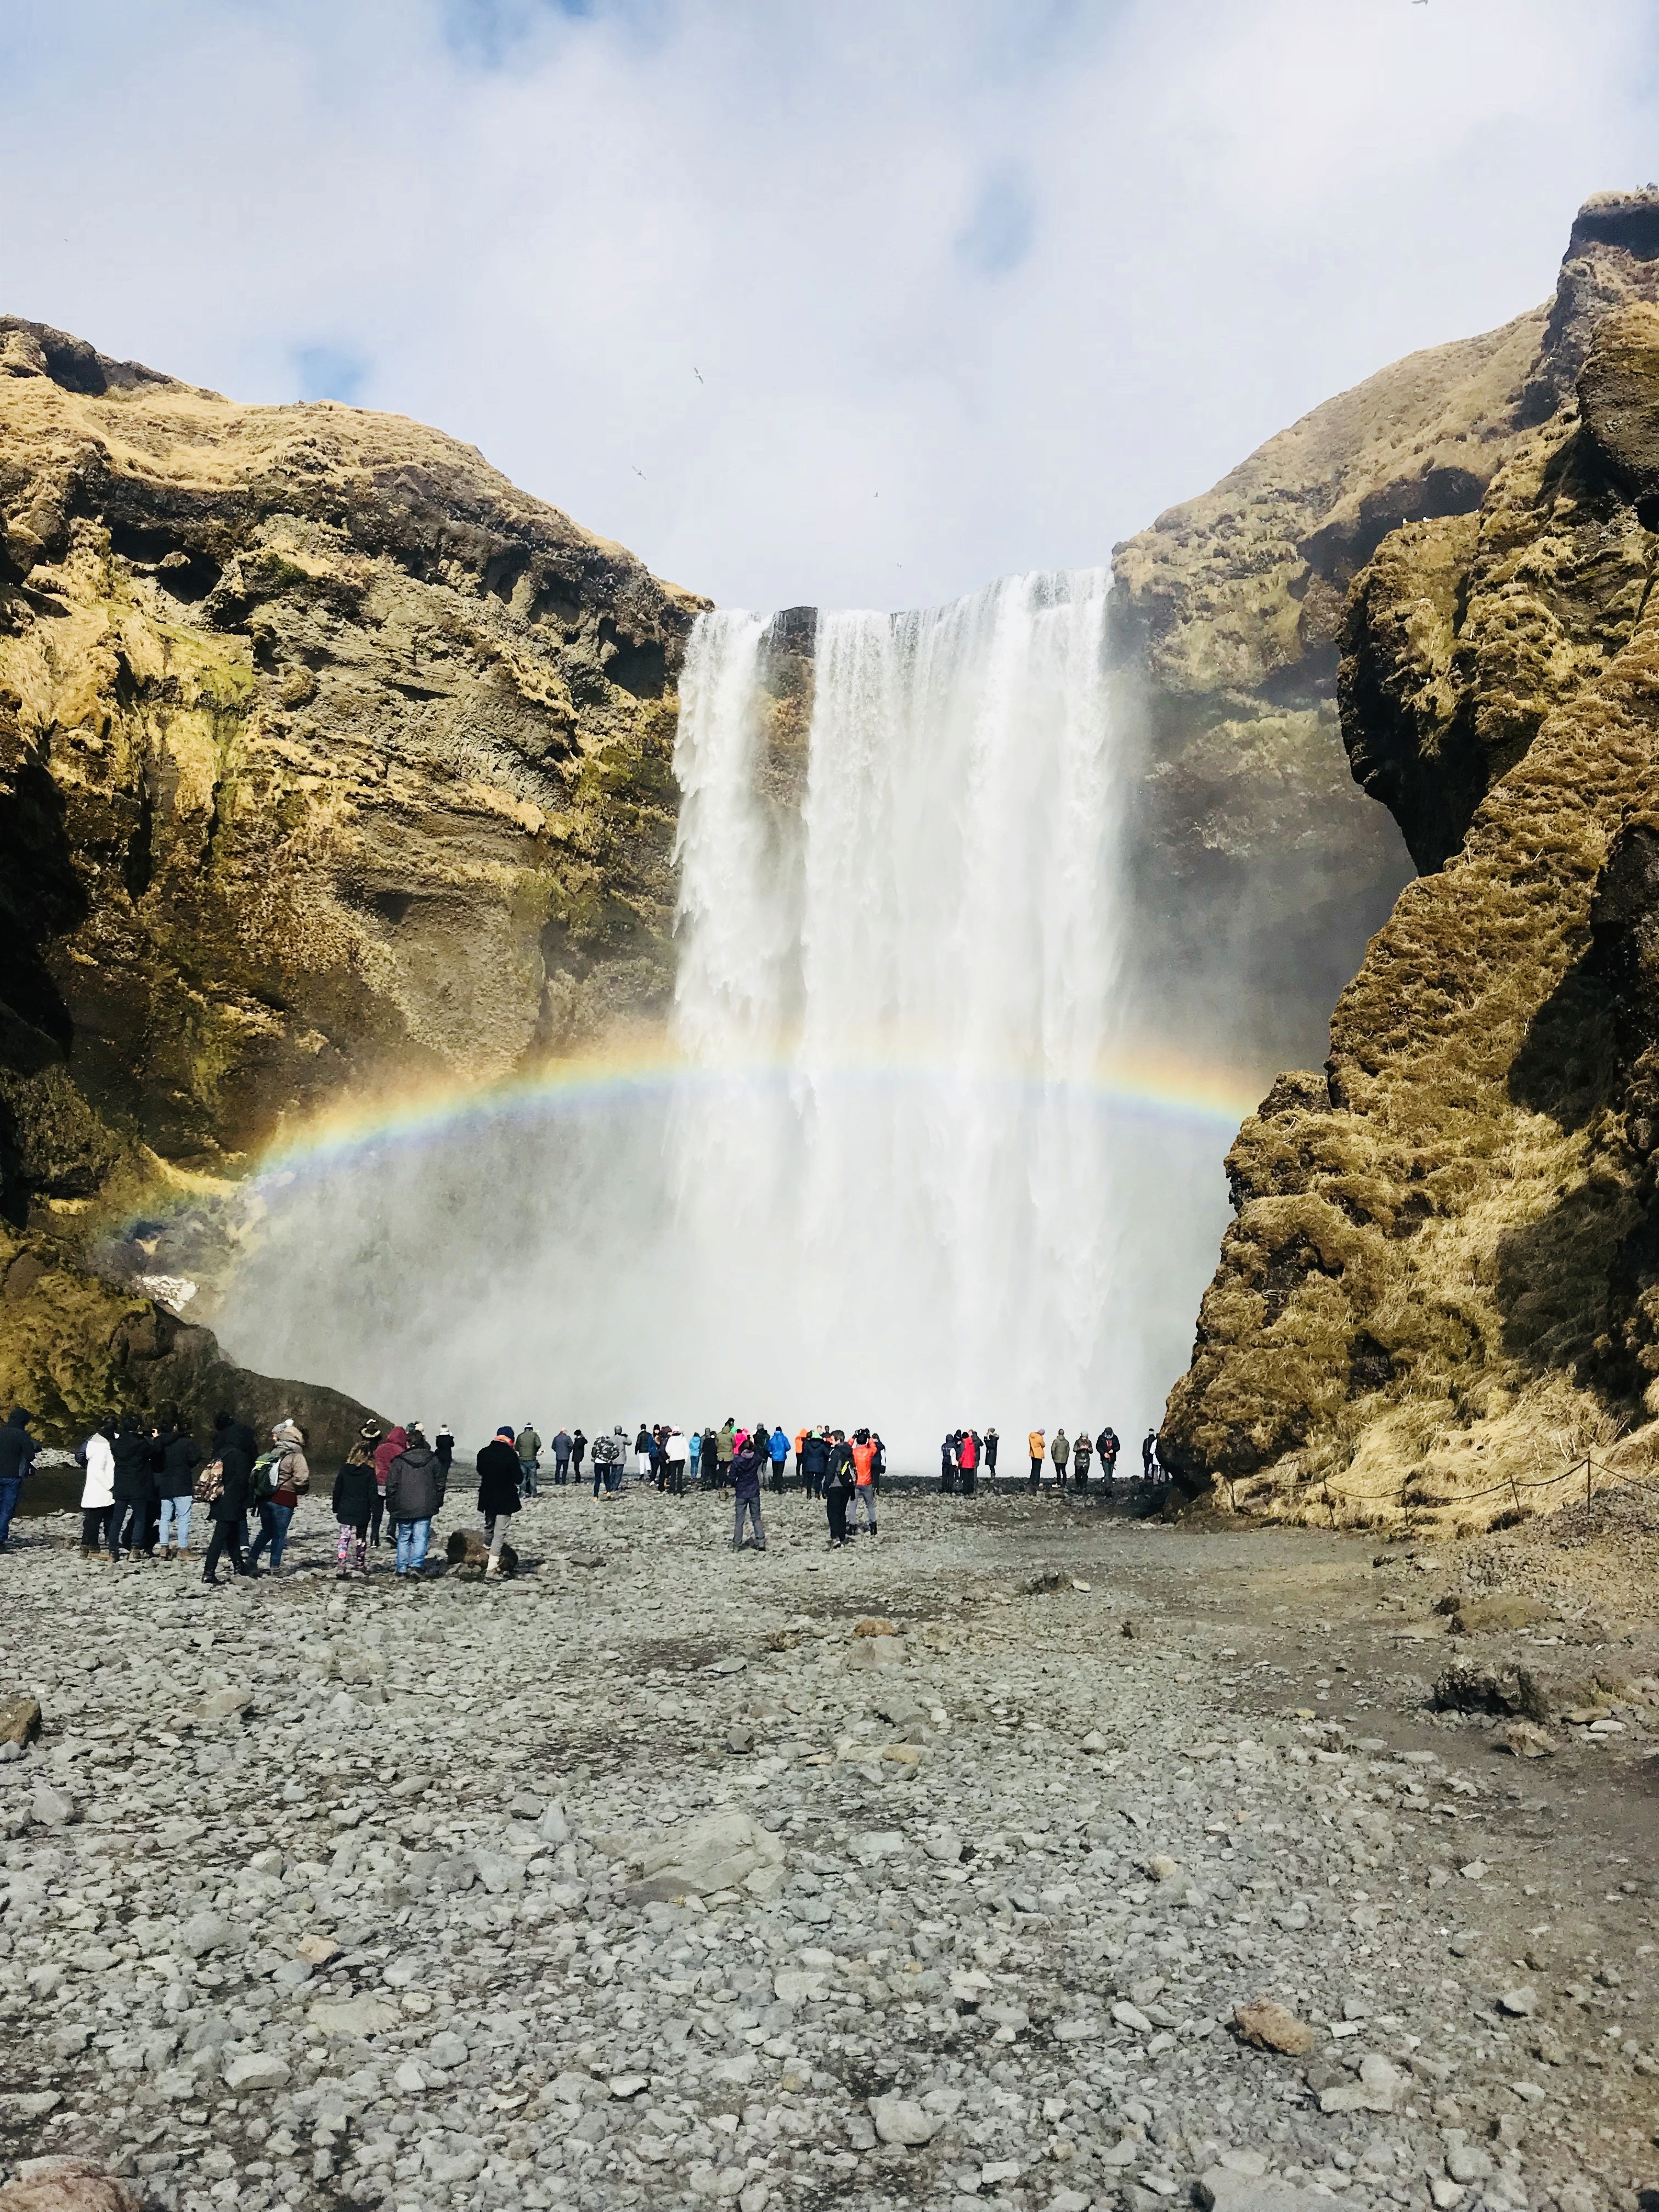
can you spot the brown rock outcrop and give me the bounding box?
[0,316,700,1439]
[1110,189,1659,1075]
[1161,232,1659,1528]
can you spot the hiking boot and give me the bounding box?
[484,1555,500,1577]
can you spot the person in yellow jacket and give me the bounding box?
[1028,1427,1045,1489]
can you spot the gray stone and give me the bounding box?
[869,2095,943,2146]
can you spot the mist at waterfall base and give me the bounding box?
[217,573,1240,1468]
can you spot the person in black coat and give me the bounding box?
[110,1420,160,1561]
[476,1426,522,1577]
[203,1418,255,1584]
[332,1442,379,1577]
[156,1420,202,1558]
[0,1407,38,1550]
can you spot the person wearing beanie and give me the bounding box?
[385,1421,445,1579]
[476,1425,523,1577]
[333,1428,380,1577]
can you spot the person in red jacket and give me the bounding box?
[370,1423,402,1549]
[958,1427,978,1499]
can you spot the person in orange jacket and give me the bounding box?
[1028,1427,1045,1489]
[849,1428,878,1536]
[794,1427,808,1487]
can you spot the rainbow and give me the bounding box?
[246,1037,1266,1192]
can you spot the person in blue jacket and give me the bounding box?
[768,1425,789,1493]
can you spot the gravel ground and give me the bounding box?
[1,1482,1656,2212]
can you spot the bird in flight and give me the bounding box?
[632,466,646,479]
[693,366,704,383]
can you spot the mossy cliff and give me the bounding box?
[1161,192,1659,1530]
[0,315,701,1440]
[1108,190,1659,1076]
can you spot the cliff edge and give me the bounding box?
[1161,191,1659,1531]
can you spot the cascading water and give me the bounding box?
[215,569,1234,1463]
[667,571,1127,1439]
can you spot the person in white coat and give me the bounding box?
[79,1421,116,1559]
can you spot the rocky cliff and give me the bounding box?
[0,317,701,1442]
[1108,193,1659,1076]
[1161,191,1659,1530]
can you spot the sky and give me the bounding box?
[3,0,1657,612]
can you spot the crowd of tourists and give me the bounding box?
[0,1400,1167,1580]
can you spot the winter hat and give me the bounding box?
[496,1426,515,1441]
[359,1421,382,1441]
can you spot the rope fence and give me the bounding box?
[1223,1451,1659,1525]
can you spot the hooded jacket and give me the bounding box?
[214,1416,257,1492]
[157,1429,203,1498]
[267,1420,310,1508]
[716,1420,736,1465]
[0,1409,37,1484]
[800,1432,830,1482]
[112,1428,160,1505]
[386,1438,445,1522]
[374,1425,408,1493]
[79,1431,115,1511]
[769,1427,789,1463]
[476,1436,522,1517]
[332,1458,379,1524]
[824,1440,854,1493]
[732,1440,764,1500]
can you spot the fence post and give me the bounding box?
[1586,1456,1593,1507]
[1508,1474,1520,1515]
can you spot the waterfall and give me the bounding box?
[215,567,1234,1465]
[668,569,1128,1448]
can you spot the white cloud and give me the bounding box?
[3,0,1654,610]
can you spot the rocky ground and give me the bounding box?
[1,1482,1657,2212]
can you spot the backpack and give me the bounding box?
[194,1459,224,1505]
[250,1451,280,1504]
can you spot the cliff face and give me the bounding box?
[1161,193,1659,1530]
[1108,191,1659,1076]
[0,317,700,1441]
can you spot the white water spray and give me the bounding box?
[665,570,1127,1438]
[216,570,1235,1463]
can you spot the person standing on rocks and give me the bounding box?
[78,1418,116,1559]
[435,1421,455,1476]
[823,1430,854,1546]
[156,1414,202,1559]
[372,1423,405,1549]
[385,1421,445,1578]
[849,1429,878,1537]
[793,1424,807,1486]
[1050,1428,1070,1491]
[332,1428,379,1577]
[202,1424,255,1584]
[1141,1429,1156,1480]
[1099,1425,1119,1481]
[552,1426,573,1484]
[634,1423,655,1482]
[247,1419,309,1575]
[666,1426,689,1494]
[515,1421,542,1497]
[1027,1426,1045,1489]
[110,1415,160,1562]
[716,1418,736,1486]
[1072,1428,1092,1488]
[984,1425,998,1480]
[940,1431,958,1493]
[800,1425,828,1501]
[731,1429,766,1551]
[571,1426,587,1484]
[959,1427,978,1496]
[476,1426,522,1578]
[0,1406,39,1550]
[768,1424,789,1492]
